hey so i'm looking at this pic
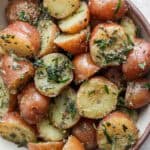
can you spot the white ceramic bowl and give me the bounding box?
[0,0,149,149]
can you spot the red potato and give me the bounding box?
[125,79,150,109]
[63,135,85,150]
[6,0,40,25]
[97,112,138,150]
[73,53,100,83]
[0,54,34,94]
[72,119,97,149]
[0,21,40,57]
[28,142,64,150]
[19,83,49,125]
[123,39,150,80]
[89,0,128,21]
[0,112,37,144]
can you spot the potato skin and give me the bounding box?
[89,0,128,21]
[73,53,100,83]
[28,142,64,150]
[6,0,40,25]
[125,79,150,109]
[19,83,49,125]
[0,21,40,57]
[97,112,138,150]
[122,39,150,80]
[0,54,34,94]
[63,135,85,150]
[72,119,97,150]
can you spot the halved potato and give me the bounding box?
[28,142,64,150]
[43,0,80,19]
[121,17,137,41]
[0,112,36,146]
[0,76,17,119]
[73,53,100,83]
[37,119,67,141]
[77,77,119,119]
[63,135,85,150]
[97,112,138,150]
[54,27,90,55]
[51,87,80,129]
[0,21,40,57]
[1,54,34,94]
[89,0,128,21]
[34,53,73,97]
[125,79,150,109]
[38,20,60,57]
[58,1,90,34]
[90,23,130,68]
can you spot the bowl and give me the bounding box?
[0,0,149,149]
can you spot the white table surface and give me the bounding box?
[131,1,150,149]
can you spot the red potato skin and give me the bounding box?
[125,79,150,109]
[123,39,150,81]
[0,54,34,94]
[6,0,40,25]
[19,83,49,125]
[89,0,128,21]
[28,142,64,150]
[73,53,100,83]
[72,119,97,150]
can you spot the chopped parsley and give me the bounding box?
[143,83,150,90]
[18,11,30,22]
[104,85,109,94]
[65,102,77,119]
[114,0,122,14]
[138,62,146,70]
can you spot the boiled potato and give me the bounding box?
[58,1,90,34]
[51,87,80,129]
[0,21,40,57]
[90,23,130,68]
[28,142,64,150]
[37,119,67,141]
[0,76,17,119]
[43,0,80,19]
[72,119,97,149]
[89,0,128,21]
[54,27,90,55]
[121,17,137,41]
[63,135,85,150]
[6,0,40,25]
[125,79,150,109]
[103,66,124,88]
[122,39,150,80]
[73,53,100,83]
[97,112,138,150]
[77,77,119,119]
[38,20,60,57]
[19,83,49,125]
[0,112,36,146]
[0,54,34,94]
[34,53,73,97]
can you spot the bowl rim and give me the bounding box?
[126,0,150,149]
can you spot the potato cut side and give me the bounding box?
[77,77,119,119]
[38,20,60,57]
[90,23,130,68]
[51,87,80,129]
[58,1,90,34]
[34,53,73,97]
[121,17,137,41]
[0,76,10,119]
[54,28,90,55]
[28,142,64,150]
[0,113,36,146]
[37,119,67,141]
[43,0,80,19]
[97,112,139,150]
